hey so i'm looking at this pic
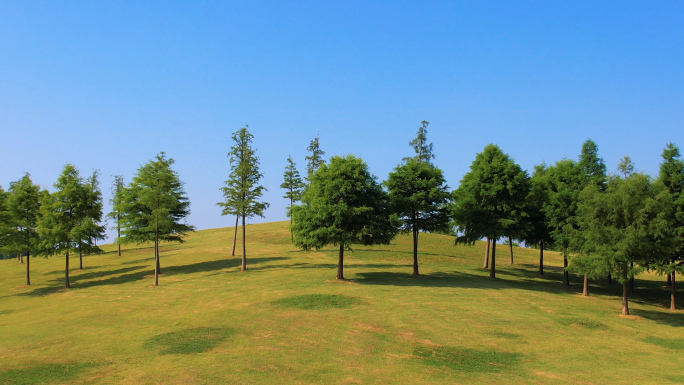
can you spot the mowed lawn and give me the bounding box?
[0,221,682,384]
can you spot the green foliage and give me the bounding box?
[408,120,434,164]
[106,175,125,248]
[413,345,521,373]
[451,144,530,244]
[654,143,684,277]
[292,155,398,251]
[272,294,358,309]
[578,139,607,190]
[0,185,10,254]
[521,164,554,249]
[144,327,235,355]
[305,135,325,182]
[6,174,41,257]
[543,159,582,256]
[218,126,269,220]
[74,170,106,257]
[280,156,305,218]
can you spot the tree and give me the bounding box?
[451,144,530,278]
[578,139,607,190]
[305,135,325,183]
[218,127,269,271]
[292,155,399,280]
[73,170,106,270]
[117,153,194,286]
[523,164,554,275]
[543,159,582,287]
[574,173,674,315]
[106,175,125,256]
[408,121,434,164]
[656,143,684,310]
[6,174,41,285]
[0,186,11,258]
[38,165,85,288]
[280,156,305,240]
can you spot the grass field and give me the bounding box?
[0,221,682,384]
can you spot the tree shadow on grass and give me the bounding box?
[633,309,684,327]
[15,265,148,297]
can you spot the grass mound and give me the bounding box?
[413,345,522,373]
[144,327,235,355]
[0,363,96,385]
[272,294,359,310]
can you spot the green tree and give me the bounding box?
[0,186,11,257]
[523,164,554,275]
[573,173,674,315]
[656,143,684,310]
[106,175,125,256]
[6,174,41,285]
[73,170,106,270]
[117,153,194,286]
[305,135,326,183]
[578,139,607,190]
[451,144,530,278]
[292,155,399,280]
[38,165,85,288]
[408,120,434,164]
[543,159,582,286]
[218,127,269,271]
[386,160,450,276]
[281,155,305,240]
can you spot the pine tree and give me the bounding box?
[578,139,607,190]
[116,153,194,286]
[6,174,41,285]
[292,155,399,280]
[305,135,325,183]
[73,170,106,270]
[450,144,530,278]
[106,175,125,257]
[522,164,554,275]
[280,156,305,240]
[218,126,269,271]
[0,186,11,259]
[408,121,434,164]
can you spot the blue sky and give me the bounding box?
[1,1,682,240]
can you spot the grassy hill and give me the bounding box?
[0,221,682,384]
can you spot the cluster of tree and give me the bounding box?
[0,168,106,287]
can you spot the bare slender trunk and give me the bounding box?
[629,262,634,292]
[667,271,672,286]
[508,235,513,265]
[26,251,30,286]
[290,198,293,242]
[117,223,121,256]
[671,272,677,311]
[79,246,83,270]
[412,222,419,276]
[563,254,569,286]
[583,274,588,296]
[490,239,496,279]
[19,254,23,264]
[232,214,239,256]
[539,241,544,275]
[337,243,344,280]
[241,213,246,271]
[65,251,70,288]
[483,238,490,269]
[154,221,159,286]
[622,282,629,315]
[607,273,612,285]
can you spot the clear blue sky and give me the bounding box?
[2,1,682,240]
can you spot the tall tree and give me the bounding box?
[305,135,326,183]
[656,143,684,310]
[578,139,607,190]
[74,170,106,269]
[408,120,434,164]
[218,127,269,271]
[6,174,41,285]
[292,155,399,280]
[116,153,194,286]
[106,175,125,256]
[523,164,554,275]
[451,144,530,278]
[280,156,305,240]
[573,173,674,315]
[38,165,85,288]
[543,159,582,287]
[386,160,450,276]
[0,186,11,259]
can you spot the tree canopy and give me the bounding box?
[6,173,41,285]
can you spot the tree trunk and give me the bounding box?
[117,243,121,257]
[290,198,293,242]
[607,273,612,285]
[79,246,83,270]
[563,255,569,286]
[667,272,672,286]
[412,223,419,276]
[490,239,496,279]
[232,214,239,256]
[483,238,490,269]
[154,221,159,286]
[65,251,70,288]
[508,235,513,265]
[337,243,344,280]
[117,223,121,256]
[20,253,23,264]
[622,281,629,315]
[583,274,588,296]
[26,251,30,286]
[241,213,246,271]
[629,262,634,292]
[539,241,544,275]
[671,272,677,311]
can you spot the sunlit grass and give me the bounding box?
[0,221,681,384]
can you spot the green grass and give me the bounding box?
[0,221,682,384]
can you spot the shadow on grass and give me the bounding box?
[634,309,684,328]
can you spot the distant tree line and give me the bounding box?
[1,124,681,316]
